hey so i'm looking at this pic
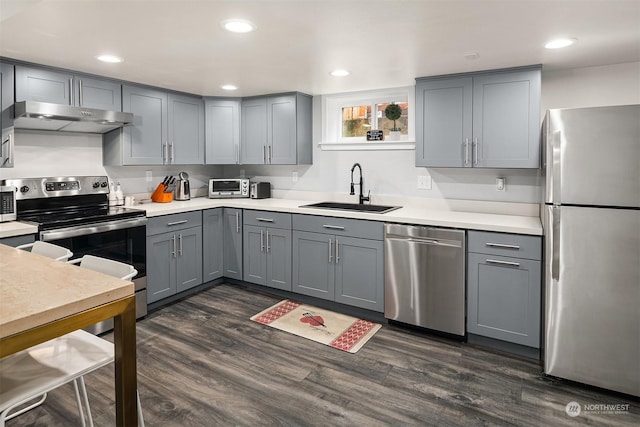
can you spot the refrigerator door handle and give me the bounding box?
[551,205,561,281]
[550,129,562,203]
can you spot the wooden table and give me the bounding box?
[0,244,138,425]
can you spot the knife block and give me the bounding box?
[151,184,173,203]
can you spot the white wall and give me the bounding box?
[2,62,638,203]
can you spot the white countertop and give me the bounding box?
[1,196,542,238]
[0,221,38,239]
[132,197,542,235]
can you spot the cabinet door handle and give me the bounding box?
[171,234,177,258]
[78,79,83,107]
[473,138,479,165]
[486,259,520,267]
[263,145,266,164]
[485,242,520,250]
[167,220,188,226]
[170,142,175,164]
[178,233,183,256]
[235,211,240,233]
[235,143,239,164]
[2,132,12,167]
[328,238,333,263]
[268,145,272,164]
[322,224,344,230]
[260,229,264,252]
[335,239,340,264]
[256,217,274,222]
[266,229,270,253]
[464,138,470,166]
[163,142,168,164]
[69,78,74,105]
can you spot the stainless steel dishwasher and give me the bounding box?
[384,224,466,336]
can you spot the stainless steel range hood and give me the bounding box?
[14,101,133,133]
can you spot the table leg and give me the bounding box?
[113,295,137,426]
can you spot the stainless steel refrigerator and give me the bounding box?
[543,105,640,397]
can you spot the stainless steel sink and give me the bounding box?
[301,201,401,214]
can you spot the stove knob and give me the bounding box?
[93,182,100,189]
[100,181,108,188]
[20,185,29,193]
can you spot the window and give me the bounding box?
[322,87,415,150]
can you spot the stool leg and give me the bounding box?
[72,379,87,427]
[78,377,95,427]
[137,391,145,427]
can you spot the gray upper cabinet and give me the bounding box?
[1,62,14,168]
[168,93,205,164]
[223,208,243,280]
[241,98,268,164]
[467,231,542,349]
[15,65,121,111]
[202,208,224,282]
[104,85,204,165]
[416,66,541,169]
[292,215,384,312]
[205,98,240,164]
[240,93,312,165]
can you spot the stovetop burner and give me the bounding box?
[3,175,146,231]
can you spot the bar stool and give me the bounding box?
[16,241,73,262]
[0,255,145,426]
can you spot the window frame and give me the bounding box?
[320,86,415,151]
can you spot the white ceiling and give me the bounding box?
[1,0,639,97]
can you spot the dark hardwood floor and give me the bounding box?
[7,283,639,426]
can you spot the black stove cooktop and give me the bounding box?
[19,205,145,231]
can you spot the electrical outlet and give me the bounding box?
[292,171,298,183]
[417,175,432,190]
[146,171,153,182]
[496,177,506,191]
[239,169,245,178]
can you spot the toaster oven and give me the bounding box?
[208,178,250,198]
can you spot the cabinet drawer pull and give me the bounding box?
[486,259,520,267]
[256,217,274,222]
[486,242,520,250]
[167,220,188,226]
[323,224,345,230]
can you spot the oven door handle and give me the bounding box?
[40,217,148,241]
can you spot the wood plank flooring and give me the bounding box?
[6,283,639,426]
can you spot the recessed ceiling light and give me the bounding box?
[96,54,123,63]
[221,84,238,91]
[221,19,256,33]
[545,38,576,49]
[330,69,350,77]
[464,52,480,60]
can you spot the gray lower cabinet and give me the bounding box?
[146,212,203,304]
[416,66,541,168]
[0,234,35,247]
[104,85,204,165]
[292,215,384,312]
[240,93,312,165]
[15,65,121,110]
[243,210,292,291]
[467,231,542,348]
[205,98,240,164]
[223,208,243,280]
[202,208,223,282]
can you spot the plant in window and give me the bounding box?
[384,103,402,140]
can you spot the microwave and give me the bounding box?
[208,178,250,198]
[0,185,17,222]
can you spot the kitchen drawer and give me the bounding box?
[468,230,541,260]
[292,214,383,240]
[147,211,202,236]
[243,210,291,229]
